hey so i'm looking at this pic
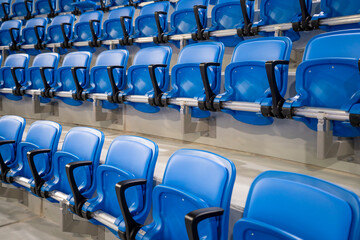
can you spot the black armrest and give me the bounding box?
[8,28,19,51]
[60,22,72,49]
[153,11,168,44]
[263,60,289,118]
[39,67,55,98]
[65,161,92,217]
[46,0,56,18]
[185,207,224,240]
[116,179,147,240]
[89,19,101,47]
[118,16,132,46]
[292,0,312,31]
[237,0,255,36]
[10,67,25,96]
[106,65,124,103]
[192,5,207,41]
[24,0,32,19]
[27,149,51,196]
[148,64,167,107]
[1,2,10,21]
[198,62,220,111]
[0,140,15,182]
[33,25,45,49]
[71,66,87,101]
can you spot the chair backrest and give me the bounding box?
[1,54,29,90]
[234,171,360,240]
[22,18,48,44]
[0,19,22,30]
[62,51,91,68]
[47,14,74,44]
[34,0,56,15]
[4,53,29,68]
[319,0,360,18]
[24,17,47,28]
[28,53,59,89]
[77,10,103,23]
[58,0,77,12]
[32,53,59,68]
[12,0,32,17]
[74,11,103,41]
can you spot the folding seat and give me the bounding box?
[161,42,224,119]
[233,171,360,240]
[81,49,129,109]
[213,37,292,125]
[282,29,360,137]
[68,135,158,237]
[253,0,312,41]
[20,17,48,55]
[206,0,254,47]
[33,0,56,17]
[52,51,92,106]
[118,46,172,113]
[117,149,235,240]
[101,6,135,47]
[45,14,75,54]
[11,0,33,19]
[0,20,22,50]
[3,121,61,193]
[72,11,103,52]
[30,127,104,202]
[0,115,26,182]
[313,0,360,31]
[0,53,30,101]
[0,0,11,21]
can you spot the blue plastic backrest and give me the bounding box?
[107,6,134,20]
[32,53,59,68]
[177,42,224,64]
[0,20,22,30]
[78,10,103,23]
[0,115,25,142]
[139,1,169,15]
[319,0,360,18]
[242,171,360,240]
[95,49,128,67]
[175,0,208,10]
[62,51,91,67]
[51,14,74,26]
[24,17,47,28]
[133,46,172,65]
[25,121,61,152]
[303,29,360,60]
[4,54,29,67]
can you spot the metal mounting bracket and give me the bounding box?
[93,99,124,125]
[0,182,28,206]
[32,95,59,116]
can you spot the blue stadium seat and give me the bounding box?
[33,0,56,17]
[0,53,30,101]
[37,127,104,202]
[57,0,79,13]
[118,149,235,240]
[0,20,22,50]
[20,17,48,55]
[101,6,135,47]
[0,115,26,182]
[71,135,158,237]
[161,42,224,118]
[213,37,292,125]
[313,0,360,31]
[253,0,312,41]
[71,0,105,12]
[11,0,33,19]
[72,11,103,52]
[26,53,60,103]
[82,49,129,109]
[53,51,92,106]
[282,29,360,137]
[5,121,61,194]
[233,171,360,240]
[119,46,172,113]
[0,0,11,21]
[45,14,75,54]
[107,0,131,7]
[206,0,254,47]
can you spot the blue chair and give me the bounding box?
[119,149,235,240]
[26,53,60,103]
[213,37,292,125]
[282,29,360,137]
[45,14,75,54]
[101,6,135,47]
[70,135,158,238]
[72,11,103,52]
[0,0,11,21]
[0,20,22,50]
[253,0,312,41]
[0,53,30,101]
[57,0,80,13]
[36,127,104,202]
[5,121,61,195]
[312,0,360,31]
[206,0,254,47]
[0,115,26,182]
[107,0,133,7]
[20,17,48,55]
[119,46,172,113]
[82,49,129,110]
[233,171,360,240]
[11,0,33,19]
[161,42,224,118]
[33,0,56,17]
[71,0,106,12]
[53,51,92,106]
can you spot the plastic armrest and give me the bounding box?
[148,64,167,107]
[198,62,220,111]
[71,66,87,101]
[10,67,25,96]
[185,207,224,240]
[9,28,19,49]
[24,0,32,19]
[292,0,312,31]
[106,65,124,103]
[89,19,100,41]
[65,161,92,217]
[238,0,254,36]
[120,16,132,39]
[46,0,56,17]
[27,149,51,196]
[264,60,289,118]
[33,25,45,48]
[153,11,168,43]
[0,140,15,181]
[60,23,72,48]
[116,179,147,240]
[192,5,208,41]
[39,67,55,98]
[1,3,10,21]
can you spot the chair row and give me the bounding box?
[1,0,360,53]
[0,115,359,240]
[2,29,360,137]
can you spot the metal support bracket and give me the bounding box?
[0,182,28,206]
[93,99,124,125]
[317,114,354,159]
[32,95,59,116]
[180,104,216,138]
